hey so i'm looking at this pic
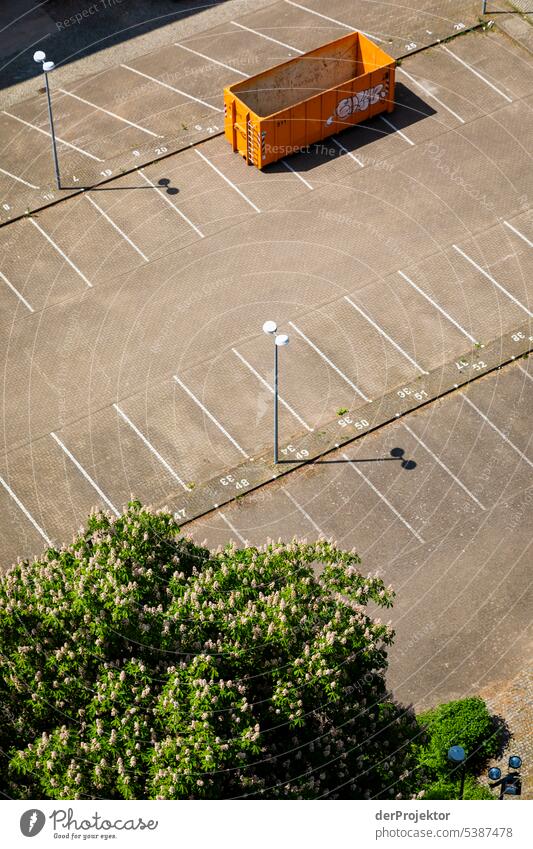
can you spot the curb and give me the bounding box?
[155,323,533,529]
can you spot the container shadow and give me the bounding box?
[264,83,436,176]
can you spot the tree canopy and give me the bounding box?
[0,501,420,800]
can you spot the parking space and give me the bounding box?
[0,432,109,556]
[185,360,532,706]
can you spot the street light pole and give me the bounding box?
[33,51,61,189]
[482,1,487,14]
[448,746,467,800]
[274,339,279,464]
[262,321,289,465]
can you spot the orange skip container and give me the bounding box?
[224,30,396,169]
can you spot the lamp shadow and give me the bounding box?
[60,177,179,194]
[277,447,417,470]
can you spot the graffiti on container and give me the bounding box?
[325,82,388,126]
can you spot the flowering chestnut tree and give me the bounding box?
[0,501,419,799]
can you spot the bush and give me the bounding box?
[417,697,501,779]
[423,776,494,800]
[0,502,420,800]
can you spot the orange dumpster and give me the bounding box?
[224,31,395,169]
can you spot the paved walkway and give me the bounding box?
[480,657,533,799]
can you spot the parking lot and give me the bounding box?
[0,22,532,573]
[0,0,485,221]
[186,359,533,710]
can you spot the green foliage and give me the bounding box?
[0,502,420,800]
[416,697,501,779]
[423,776,494,800]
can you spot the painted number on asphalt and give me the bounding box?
[397,387,428,400]
[337,417,369,431]
[220,474,249,489]
[456,359,486,372]
[174,508,186,520]
[281,444,310,460]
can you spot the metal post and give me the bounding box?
[482,1,487,14]
[274,341,279,464]
[459,765,466,800]
[43,69,61,189]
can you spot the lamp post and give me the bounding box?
[448,745,467,800]
[262,320,289,465]
[482,1,487,13]
[33,50,61,189]
[488,755,523,799]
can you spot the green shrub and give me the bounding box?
[417,697,501,778]
[0,502,420,800]
[423,776,494,800]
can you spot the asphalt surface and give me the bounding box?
[186,359,533,710]
[1,25,532,562]
[0,0,531,714]
[0,0,488,219]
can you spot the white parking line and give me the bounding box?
[342,452,425,543]
[29,218,93,287]
[518,365,533,384]
[281,159,313,188]
[504,220,533,249]
[113,403,188,490]
[452,245,532,317]
[288,321,370,401]
[344,295,428,374]
[0,166,39,189]
[284,0,384,42]
[173,375,250,458]
[379,115,414,146]
[195,149,260,212]
[441,46,512,103]
[0,270,34,312]
[331,136,364,167]
[58,88,163,137]
[219,511,248,544]
[283,488,325,535]
[175,43,249,76]
[86,194,148,262]
[120,64,223,113]
[462,396,533,470]
[398,270,478,344]
[50,432,120,516]
[0,474,52,545]
[2,110,104,161]
[232,347,313,432]
[396,68,465,124]
[138,170,204,238]
[230,21,304,53]
[402,422,486,509]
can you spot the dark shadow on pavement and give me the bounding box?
[61,176,179,192]
[278,447,417,470]
[0,0,230,92]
